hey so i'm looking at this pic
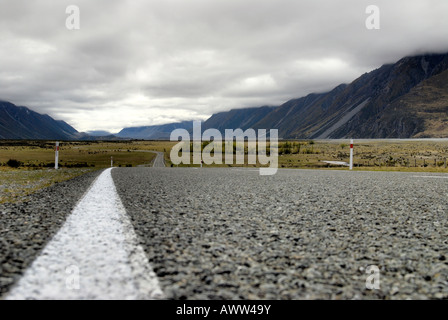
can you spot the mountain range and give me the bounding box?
[0,101,80,140]
[257,52,448,139]
[118,52,448,139]
[1,52,448,140]
[0,101,119,140]
[116,121,194,140]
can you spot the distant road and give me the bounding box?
[133,150,165,168]
[150,151,165,167]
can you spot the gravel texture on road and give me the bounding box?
[0,169,103,298]
[5,168,164,300]
[112,167,448,300]
[151,152,166,168]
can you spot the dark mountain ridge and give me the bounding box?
[252,52,448,139]
[2,52,448,140]
[0,101,79,140]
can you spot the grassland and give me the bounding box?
[0,140,162,169]
[2,139,448,203]
[166,139,448,172]
[3,139,448,171]
[0,140,163,203]
[0,167,98,204]
[275,139,448,171]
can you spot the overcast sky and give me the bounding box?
[1,0,448,133]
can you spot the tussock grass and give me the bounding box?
[166,139,448,173]
[0,140,161,168]
[0,167,97,204]
[2,139,448,204]
[0,140,168,203]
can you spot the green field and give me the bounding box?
[166,139,448,171]
[0,167,97,204]
[2,139,448,171]
[0,140,163,168]
[0,140,164,203]
[275,139,448,171]
[2,139,448,203]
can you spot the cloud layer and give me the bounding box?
[1,0,448,132]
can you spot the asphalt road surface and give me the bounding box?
[1,167,448,299]
[151,152,166,168]
[135,151,165,168]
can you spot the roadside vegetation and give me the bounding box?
[276,139,448,171]
[2,139,448,203]
[3,139,448,172]
[0,140,158,169]
[0,167,96,204]
[167,139,448,172]
[0,140,161,203]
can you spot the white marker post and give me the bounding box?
[111,156,113,168]
[349,139,354,170]
[55,142,59,170]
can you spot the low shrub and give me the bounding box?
[7,159,23,168]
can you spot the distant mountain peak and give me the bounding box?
[0,101,80,140]
[3,52,448,141]
[250,51,448,139]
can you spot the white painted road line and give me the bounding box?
[230,168,260,172]
[6,168,164,300]
[412,175,448,179]
[153,152,165,167]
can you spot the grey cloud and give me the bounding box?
[0,0,448,132]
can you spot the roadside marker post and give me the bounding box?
[55,142,59,170]
[111,156,113,168]
[349,139,353,170]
